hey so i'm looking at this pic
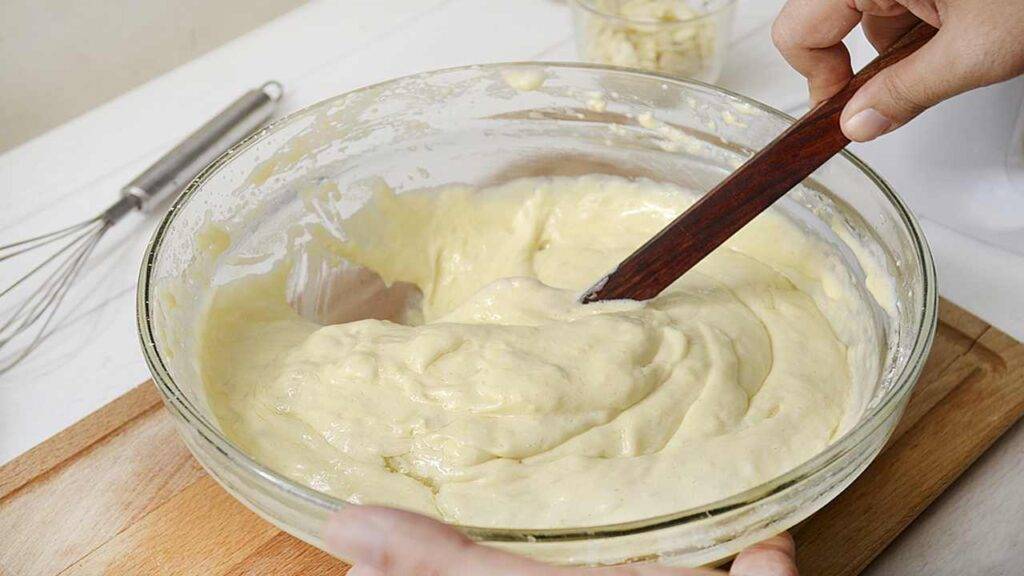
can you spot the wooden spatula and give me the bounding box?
[580,22,937,303]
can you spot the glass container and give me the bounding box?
[570,0,737,82]
[138,63,936,567]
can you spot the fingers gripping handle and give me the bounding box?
[120,81,284,212]
[579,22,937,304]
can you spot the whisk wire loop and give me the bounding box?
[0,219,111,374]
[0,217,102,262]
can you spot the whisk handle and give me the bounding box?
[120,81,284,213]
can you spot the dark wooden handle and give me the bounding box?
[581,22,938,303]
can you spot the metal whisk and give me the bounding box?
[0,81,284,375]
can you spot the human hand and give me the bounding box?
[325,506,798,575]
[771,0,1024,141]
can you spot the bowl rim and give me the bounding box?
[137,61,937,543]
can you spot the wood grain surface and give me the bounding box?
[1,299,1022,576]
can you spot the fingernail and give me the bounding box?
[843,108,893,142]
[346,567,386,576]
[324,509,387,568]
[731,556,797,576]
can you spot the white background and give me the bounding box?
[1,1,1021,573]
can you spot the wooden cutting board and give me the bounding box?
[2,299,1022,576]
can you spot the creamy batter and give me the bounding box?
[201,175,881,528]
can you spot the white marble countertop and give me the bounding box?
[1,1,1021,573]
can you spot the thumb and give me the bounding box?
[840,27,976,142]
[729,533,798,576]
[324,505,562,576]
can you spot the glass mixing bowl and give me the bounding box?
[137,63,936,567]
